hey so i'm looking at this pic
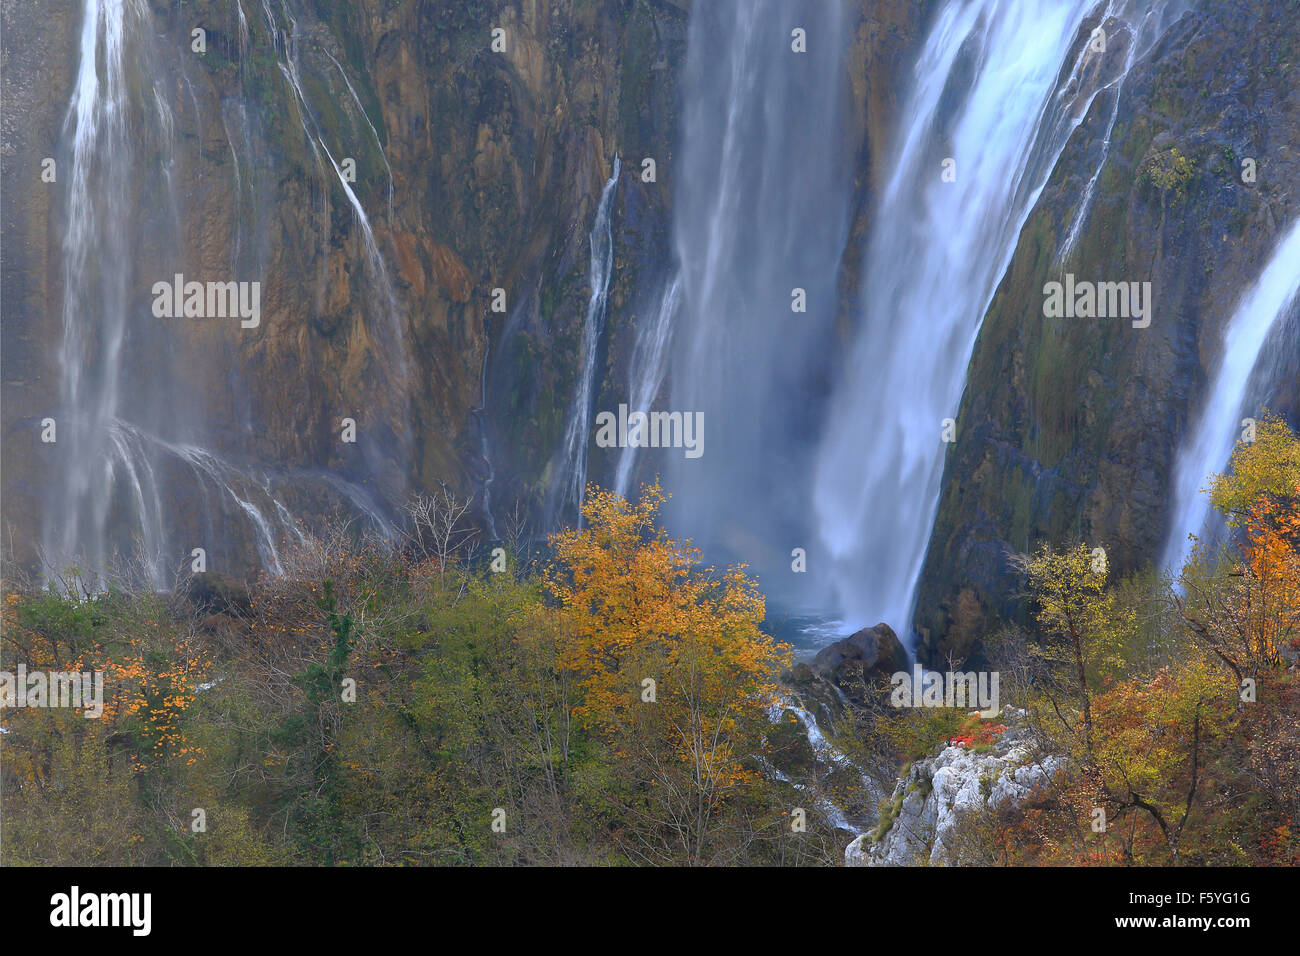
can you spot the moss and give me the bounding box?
[979,770,996,798]
[870,790,906,843]
[1138,147,1195,203]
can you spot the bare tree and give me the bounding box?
[403,484,480,582]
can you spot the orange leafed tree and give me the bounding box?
[1234,486,1300,664]
[1181,415,1300,679]
[543,482,789,860]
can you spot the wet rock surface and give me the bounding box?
[915,0,1300,664]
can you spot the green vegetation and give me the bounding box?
[881,707,967,762]
[1139,146,1195,204]
[1,484,836,866]
[978,417,1300,865]
[6,418,1298,867]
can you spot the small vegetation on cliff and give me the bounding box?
[1139,146,1195,203]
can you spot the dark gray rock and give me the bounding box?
[812,622,909,687]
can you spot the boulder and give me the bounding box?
[781,661,816,684]
[811,622,909,686]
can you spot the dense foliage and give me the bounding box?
[4,417,1298,866]
[974,416,1300,865]
[1,483,836,866]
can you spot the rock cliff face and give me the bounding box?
[2,0,938,576]
[0,0,689,571]
[914,0,1300,663]
[7,0,1293,662]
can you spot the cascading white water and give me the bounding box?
[616,0,854,605]
[472,331,499,541]
[326,50,394,223]
[615,276,680,497]
[765,695,884,834]
[1057,1,1176,265]
[813,0,1177,640]
[44,0,409,586]
[1160,219,1300,571]
[270,5,413,499]
[554,155,621,522]
[47,0,162,583]
[320,140,410,395]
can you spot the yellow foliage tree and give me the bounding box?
[1016,545,1234,863]
[1181,414,1300,676]
[1016,543,1133,758]
[1207,413,1300,529]
[543,482,789,862]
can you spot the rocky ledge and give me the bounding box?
[846,706,1063,866]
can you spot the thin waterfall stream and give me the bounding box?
[43,0,412,587]
[1161,219,1300,570]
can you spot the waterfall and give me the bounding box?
[766,695,883,834]
[46,0,164,584]
[269,5,413,498]
[473,328,499,541]
[326,50,394,223]
[554,155,621,523]
[43,0,408,587]
[812,0,1178,640]
[1057,2,1171,265]
[619,0,854,604]
[320,140,410,393]
[1160,219,1300,572]
[615,276,681,497]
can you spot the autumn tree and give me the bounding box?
[1178,415,1300,677]
[1177,416,1300,850]
[1206,413,1300,529]
[1014,543,1132,759]
[1011,543,1235,863]
[544,482,790,864]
